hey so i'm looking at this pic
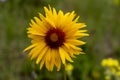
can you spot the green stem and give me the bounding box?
[64,65,66,80]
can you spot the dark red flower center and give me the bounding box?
[45,28,65,48]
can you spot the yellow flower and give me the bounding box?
[65,63,74,71]
[101,58,119,67]
[113,59,119,67]
[65,63,74,76]
[24,5,89,71]
[101,59,107,67]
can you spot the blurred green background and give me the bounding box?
[0,0,120,80]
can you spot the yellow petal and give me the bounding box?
[53,8,57,19]
[45,48,52,71]
[45,58,50,71]
[28,46,38,58]
[30,19,46,33]
[74,16,80,22]
[30,42,46,60]
[31,37,44,44]
[63,24,80,38]
[55,56,61,71]
[49,49,56,71]
[62,47,73,62]
[64,43,83,56]
[54,49,61,71]
[78,30,88,33]
[44,6,52,17]
[40,58,45,70]
[39,13,55,28]
[74,33,89,38]
[68,43,82,51]
[44,7,57,28]
[28,35,44,40]
[46,18,55,28]
[68,11,76,21]
[66,39,86,45]
[27,27,45,36]
[55,10,62,27]
[62,44,76,58]
[23,43,37,52]
[77,23,86,29]
[46,48,51,62]
[33,17,48,32]
[36,46,49,64]
[59,47,66,64]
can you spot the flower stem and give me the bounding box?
[64,65,66,80]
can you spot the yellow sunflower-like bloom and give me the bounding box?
[24,6,89,71]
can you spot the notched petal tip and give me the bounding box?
[44,6,48,11]
[84,33,89,36]
[78,23,87,28]
[44,5,52,15]
[58,10,64,17]
[23,44,37,52]
[30,19,36,25]
[53,7,57,15]
[23,48,29,53]
[33,17,40,23]
[74,16,80,22]
[71,11,75,14]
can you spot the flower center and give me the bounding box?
[45,28,65,48]
[50,33,58,42]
